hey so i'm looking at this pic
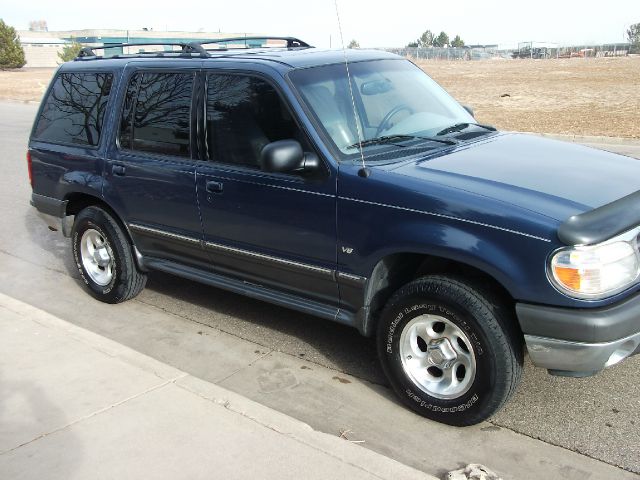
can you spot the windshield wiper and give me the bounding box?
[346,134,457,150]
[436,122,497,136]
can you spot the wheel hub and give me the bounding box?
[399,314,477,400]
[426,338,457,369]
[80,228,114,286]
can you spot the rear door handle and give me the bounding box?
[112,165,126,176]
[206,181,224,194]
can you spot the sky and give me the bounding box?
[4,0,638,48]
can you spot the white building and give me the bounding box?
[18,29,261,68]
[19,35,68,68]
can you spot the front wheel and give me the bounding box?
[72,206,147,303]
[377,275,522,426]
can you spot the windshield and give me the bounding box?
[290,59,477,160]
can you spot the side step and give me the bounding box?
[144,258,355,328]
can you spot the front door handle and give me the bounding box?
[206,181,224,194]
[112,165,126,176]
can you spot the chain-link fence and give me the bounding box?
[382,43,633,61]
[555,44,631,58]
[383,47,512,61]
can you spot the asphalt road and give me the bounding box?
[1,101,639,479]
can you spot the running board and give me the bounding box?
[144,258,355,328]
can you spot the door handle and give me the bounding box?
[206,181,224,194]
[112,165,126,176]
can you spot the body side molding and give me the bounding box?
[129,222,368,285]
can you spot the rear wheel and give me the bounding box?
[72,206,146,303]
[377,275,522,426]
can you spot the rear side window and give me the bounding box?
[118,72,193,158]
[33,72,113,147]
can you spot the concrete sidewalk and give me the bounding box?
[0,293,435,480]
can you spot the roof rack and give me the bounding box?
[198,36,310,49]
[75,36,311,60]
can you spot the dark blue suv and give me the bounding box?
[29,37,640,426]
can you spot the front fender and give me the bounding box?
[362,220,554,303]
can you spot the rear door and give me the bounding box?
[104,65,208,268]
[195,71,339,306]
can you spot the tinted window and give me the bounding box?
[119,72,193,157]
[118,72,140,150]
[206,74,306,168]
[34,72,113,146]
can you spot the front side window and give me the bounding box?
[34,72,113,146]
[206,74,307,168]
[119,72,193,158]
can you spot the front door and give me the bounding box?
[195,72,338,306]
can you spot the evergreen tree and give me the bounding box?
[628,23,640,53]
[0,19,26,69]
[58,38,83,63]
[418,30,434,48]
[451,35,465,48]
[433,31,450,47]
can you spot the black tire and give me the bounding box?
[377,275,522,426]
[72,206,147,303]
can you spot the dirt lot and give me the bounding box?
[1,57,639,137]
[419,57,640,138]
[0,68,54,103]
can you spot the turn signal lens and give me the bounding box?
[550,240,639,299]
[553,266,582,291]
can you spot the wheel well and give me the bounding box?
[362,253,516,336]
[65,192,109,216]
[64,193,133,243]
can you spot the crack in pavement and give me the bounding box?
[0,376,187,456]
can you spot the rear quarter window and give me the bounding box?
[33,72,113,147]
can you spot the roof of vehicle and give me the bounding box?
[219,47,402,68]
[66,46,402,71]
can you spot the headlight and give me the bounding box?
[549,229,640,299]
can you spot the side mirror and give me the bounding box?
[260,140,319,174]
[463,105,475,118]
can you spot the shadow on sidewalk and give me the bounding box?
[0,369,83,478]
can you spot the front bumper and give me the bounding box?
[517,292,640,376]
[524,331,640,376]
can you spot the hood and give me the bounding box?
[390,133,640,221]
